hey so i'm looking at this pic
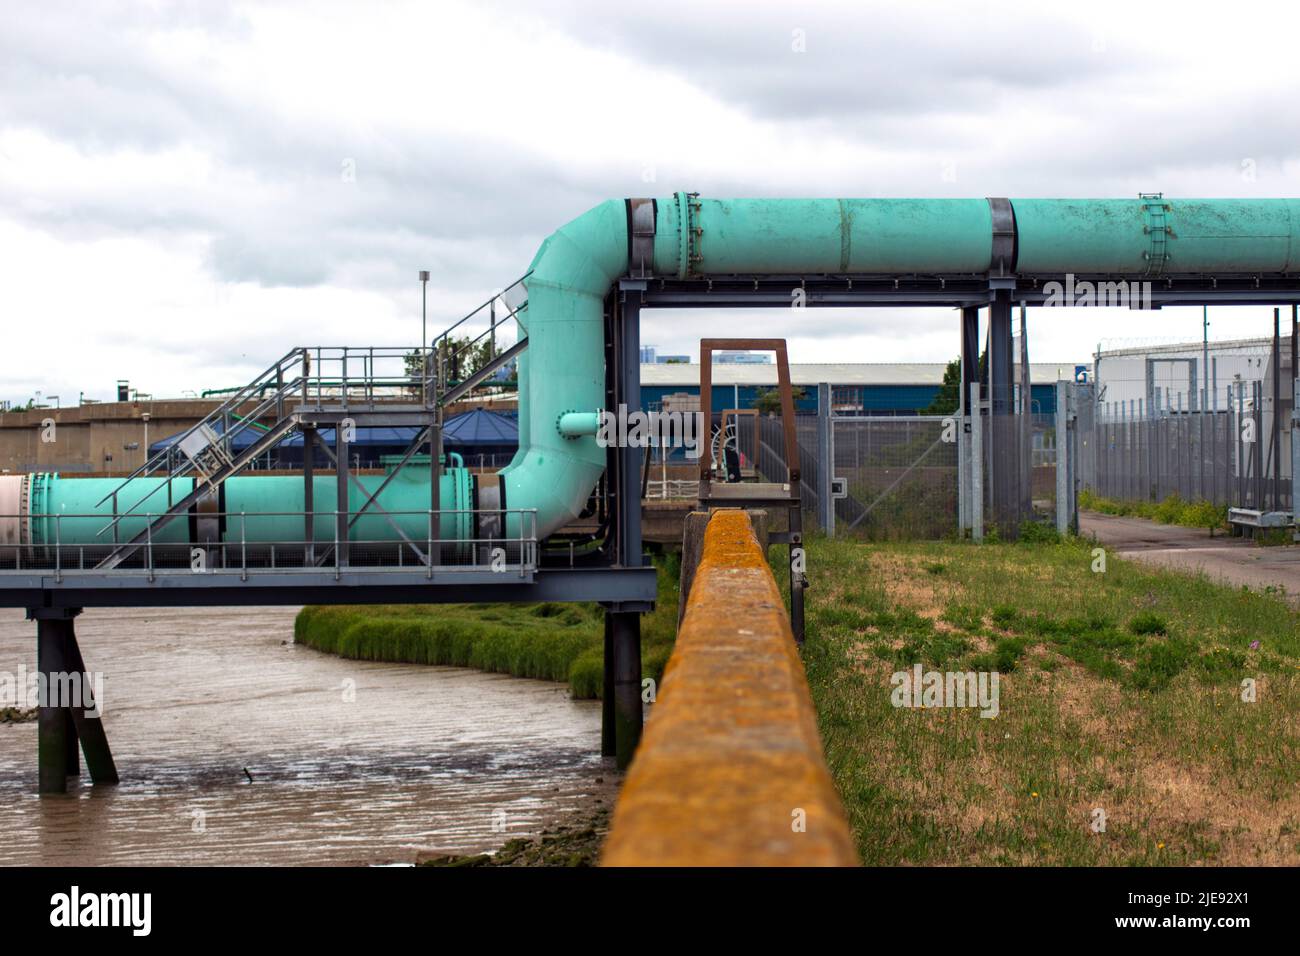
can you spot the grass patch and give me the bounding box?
[796,533,1300,865]
[1127,612,1168,636]
[294,559,679,699]
[1079,489,1227,535]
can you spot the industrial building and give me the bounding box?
[0,361,1080,475]
[642,361,1074,416]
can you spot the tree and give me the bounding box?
[922,358,961,415]
[921,351,987,415]
[754,386,807,416]
[406,335,505,390]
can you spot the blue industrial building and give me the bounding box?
[641,363,1073,416]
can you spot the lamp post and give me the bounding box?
[419,270,430,406]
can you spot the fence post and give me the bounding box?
[957,394,969,533]
[970,382,983,542]
[817,382,834,538]
[1056,381,1069,536]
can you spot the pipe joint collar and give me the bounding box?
[987,197,1017,276]
[674,190,702,278]
[627,198,656,278]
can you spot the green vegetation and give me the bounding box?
[1079,488,1227,535]
[294,558,680,699]
[795,534,1300,865]
[754,385,808,416]
[921,358,961,415]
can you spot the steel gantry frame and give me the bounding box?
[638,270,1300,542]
[11,267,1300,794]
[3,289,658,790]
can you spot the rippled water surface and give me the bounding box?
[0,606,616,865]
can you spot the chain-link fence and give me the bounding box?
[830,416,958,540]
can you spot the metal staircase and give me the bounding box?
[88,275,532,571]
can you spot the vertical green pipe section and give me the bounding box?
[498,199,628,539]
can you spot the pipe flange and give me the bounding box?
[1141,192,1171,276]
[674,191,702,279]
[556,408,578,440]
[627,198,656,278]
[19,473,30,545]
[986,197,1017,276]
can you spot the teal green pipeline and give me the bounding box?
[23,194,1300,546]
[26,468,472,547]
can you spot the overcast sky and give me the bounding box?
[3,0,1299,404]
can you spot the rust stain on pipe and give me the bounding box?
[602,509,857,866]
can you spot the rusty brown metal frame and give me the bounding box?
[697,338,806,644]
[699,339,799,482]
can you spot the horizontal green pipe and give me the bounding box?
[504,193,1300,542]
[655,197,994,274]
[22,468,474,547]
[22,194,1300,554]
[1013,198,1300,274]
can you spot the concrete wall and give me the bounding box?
[0,397,510,475]
[0,399,236,475]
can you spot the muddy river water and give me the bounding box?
[0,606,617,865]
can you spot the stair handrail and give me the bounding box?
[92,373,307,538]
[94,346,305,507]
[429,272,531,399]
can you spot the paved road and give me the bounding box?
[1080,512,1300,598]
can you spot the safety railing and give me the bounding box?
[645,479,701,500]
[0,509,539,582]
[429,273,530,398]
[298,345,439,411]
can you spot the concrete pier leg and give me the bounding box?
[601,612,616,757]
[611,611,642,770]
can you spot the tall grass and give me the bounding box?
[294,558,680,698]
[798,534,1300,865]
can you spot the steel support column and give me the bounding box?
[988,291,1017,535]
[601,613,616,757]
[303,426,315,566]
[959,306,980,533]
[31,607,117,794]
[36,614,71,794]
[336,429,350,567]
[611,611,641,770]
[607,284,645,770]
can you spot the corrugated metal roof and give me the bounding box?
[641,362,1083,387]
